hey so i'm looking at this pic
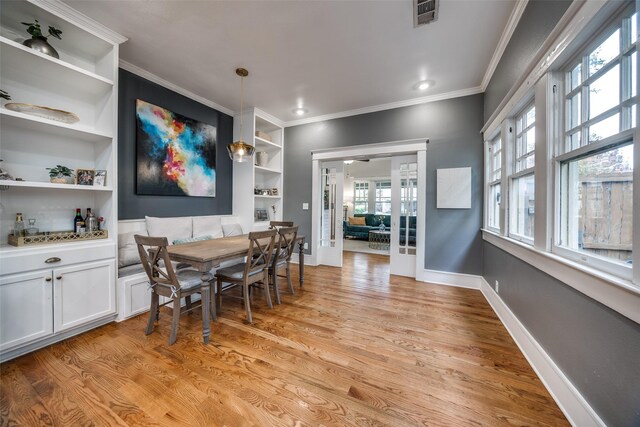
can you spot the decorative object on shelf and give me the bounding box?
[94,170,107,186]
[1,90,10,100]
[21,19,63,59]
[255,208,268,221]
[271,204,277,220]
[255,130,272,142]
[4,102,80,123]
[254,187,262,195]
[8,229,108,247]
[76,168,95,185]
[13,212,25,237]
[256,151,269,167]
[271,188,279,196]
[26,218,39,236]
[47,164,74,184]
[262,189,271,196]
[0,159,15,183]
[227,68,255,163]
[136,99,216,197]
[85,208,98,232]
[378,215,386,231]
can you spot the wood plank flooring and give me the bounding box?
[1,252,569,426]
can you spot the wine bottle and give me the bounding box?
[74,208,85,234]
[14,213,25,237]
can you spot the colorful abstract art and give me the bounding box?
[136,99,216,197]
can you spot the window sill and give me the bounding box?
[482,229,640,325]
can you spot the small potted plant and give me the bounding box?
[21,19,63,59]
[47,165,74,184]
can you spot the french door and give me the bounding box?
[317,161,344,267]
[390,155,418,277]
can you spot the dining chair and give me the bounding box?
[268,220,294,230]
[215,229,277,323]
[268,226,299,305]
[135,235,214,345]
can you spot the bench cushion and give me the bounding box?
[222,223,243,237]
[118,231,140,267]
[193,216,224,239]
[146,216,192,245]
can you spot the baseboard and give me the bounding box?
[419,269,482,289]
[290,253,317,266]
[480,278,605,427]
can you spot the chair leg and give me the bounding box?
[146,290,159,335]
[272,268,281,305]
[286,262,295,295]
[185,295,192,313]
[169,294,181,345]
[264,277,273,310]
[243,282,253,324]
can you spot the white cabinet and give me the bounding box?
[54,260,115,332]
[233,108,284,231]
[0,270,53,352]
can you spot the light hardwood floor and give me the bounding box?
[0,252,568,426]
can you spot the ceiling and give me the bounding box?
[64,0,517,125]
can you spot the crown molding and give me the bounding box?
[119,61,235,116]
[31,0,127,45]
[284,86,483,128]
[481,0,529,91]
[254,108,285,129]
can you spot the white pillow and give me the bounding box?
[193,216,223,239]
[145,216,192,245]
[118,231,140,268]
[222,223,243,237]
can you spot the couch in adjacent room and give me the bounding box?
[343,213,416,244]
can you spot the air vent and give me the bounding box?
[414,0,438,27]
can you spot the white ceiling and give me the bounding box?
[64,0,517,125]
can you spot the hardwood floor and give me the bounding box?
[1,252,569,426]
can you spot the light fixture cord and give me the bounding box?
[239,73,244,138]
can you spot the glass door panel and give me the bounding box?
[318,161,343,267]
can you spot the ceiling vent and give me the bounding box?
[414,0,438,27]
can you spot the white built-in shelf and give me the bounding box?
[254,195,282,199]
[0,237,115,254]
[255,136,281,149]
[0,108,113,141]
[0,180,113,191]
[255,165,281,174]
[1,36,113,98]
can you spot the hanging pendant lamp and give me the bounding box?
[227,68,255,163]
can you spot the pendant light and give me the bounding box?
[227,68,255,162]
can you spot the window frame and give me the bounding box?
[485,132,503,232]
[353,181,369,214]
[374,180,391,215]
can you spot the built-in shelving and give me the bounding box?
[0,180,113,191]
[0,108,113,141]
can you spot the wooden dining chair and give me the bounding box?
[135,235,214,345]
[268,226,299,305]
[215,229,277,323]
[268,220,294,230]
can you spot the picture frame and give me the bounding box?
[94,170,107,187]
[255,208,268,221]
[75,168,95,186]
[271,188,279,196]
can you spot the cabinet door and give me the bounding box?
[54,259,116,332]
[0,270,53,352]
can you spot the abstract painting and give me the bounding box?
[136,99,216,197]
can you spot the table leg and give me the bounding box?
[200,279,211,344]
[298,240,305,287]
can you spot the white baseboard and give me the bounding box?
[419,269,482,289]
[480,278,605,427]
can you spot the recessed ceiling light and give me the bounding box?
[343,160,354,165]
[293,108,308,116]
[416,80,431,91]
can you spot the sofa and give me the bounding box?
[343,214,416,244]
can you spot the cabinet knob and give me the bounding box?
[56,276,62,280]
[45,257,61,264]
[45,277,52,282]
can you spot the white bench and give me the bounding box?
[117,215,241,321]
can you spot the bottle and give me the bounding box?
[14,213,25,237]
[74,208,85,234]
[85,208,97,232]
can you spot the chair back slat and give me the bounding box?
[268,221,294,230]
[245,229,277,277]
[272,226,299,267]
[134,234,179,288]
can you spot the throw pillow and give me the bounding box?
[118,231,140,268]
[193,216,224,239]
[145,216,192,245]
[173,235,214,245]
[348,216,366,225]
[222,223,243,237]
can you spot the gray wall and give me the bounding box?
[483,1,640,425]
[483,0,572,122]
[118,69,234,219]
[483,243,640,427]
[284,94,484,275]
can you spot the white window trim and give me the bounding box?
[485,132,502,232]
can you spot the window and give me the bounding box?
[353,181,368,214]
[487,134,502,230]
[509,104,535,242]
[400,178,418,217]
[555,6,636,277]
[375,181,391,214]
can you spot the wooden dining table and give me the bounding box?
[163,234,305,344]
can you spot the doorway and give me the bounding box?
[311,139,427,278]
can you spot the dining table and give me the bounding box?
[163,233,305,344]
